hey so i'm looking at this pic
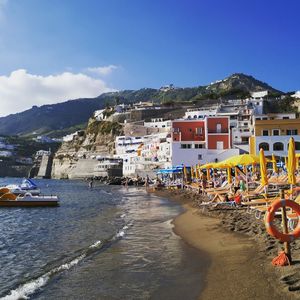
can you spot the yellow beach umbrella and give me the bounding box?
[288,137,296,185]
[227,167,232,184]
[285,156,288,168]
[221,154,269,167]
[211,161,230,169]
[199,163,216,169]
[183,165,187,182]
[272,154,278,173]
[191,166,194,180]
[259,148,268,187]
[195,166,199,180]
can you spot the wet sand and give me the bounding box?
[154,189,300,300]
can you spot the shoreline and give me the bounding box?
[154,189,300,300]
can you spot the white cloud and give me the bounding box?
[0,69,117,117]
[86,65,118,76]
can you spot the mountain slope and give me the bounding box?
[206,73,281,94]
[0,73,283,136]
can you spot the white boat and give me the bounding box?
[0,192,59,207]
[5,178,41,195]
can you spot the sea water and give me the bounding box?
[0,179,206,299]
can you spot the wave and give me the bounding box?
[1,224,131,300]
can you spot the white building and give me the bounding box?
[115,132,172,176]
[184,107,218,120]
[254,135,300,157]
[143,118,171,129]
[292,91,300,99]
[251,90,268,98]
[94,109,106,121]
[36,150,51,157]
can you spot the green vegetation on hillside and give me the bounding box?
[86,120,123,136]
[264,97,298,114]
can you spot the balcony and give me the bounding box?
[208,129,228,134]
[193,132,204,140]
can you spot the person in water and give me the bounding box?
[89,178,94,188]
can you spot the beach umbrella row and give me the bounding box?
[184,139,297,187]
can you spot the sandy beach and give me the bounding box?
[154,189,300,300]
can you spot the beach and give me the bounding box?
[155,189,300,300]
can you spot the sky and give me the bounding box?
[0,0,299,116]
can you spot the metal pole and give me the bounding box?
[280,189,292,262]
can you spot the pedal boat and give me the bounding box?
[0,192,59,207]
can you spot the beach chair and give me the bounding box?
[241,184,266,200]
[204,181,229,193]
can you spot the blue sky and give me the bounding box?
[0,0,299,115]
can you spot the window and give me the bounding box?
[244,123,248,126]
[198,154,202,160]
[195,127,202,135]
[216,123,222,133]
[262,117,268,120]
[283,117,289,119]
[194,144,203,149]
[296,142,300,151]
[173,128,180,133]
[259,142,269,151]
[273,142,284,151]
[287,129,298,135]
[181,144,191,149]
[273,129,280,136]
[262,130,269,136]
[256,118,261,120]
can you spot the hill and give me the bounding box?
[0,73,283,136]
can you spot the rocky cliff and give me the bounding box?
[51,119,123,179]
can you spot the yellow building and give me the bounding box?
[250,117,300,156]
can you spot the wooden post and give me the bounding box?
[245,166,249,192]
[280,189,292,262]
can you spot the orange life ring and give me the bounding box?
[265,199,300,242]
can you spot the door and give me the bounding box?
[216,141,224,150]
[216,123,222,133]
